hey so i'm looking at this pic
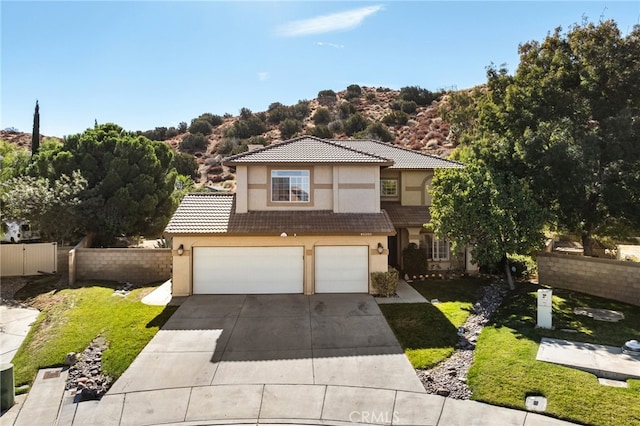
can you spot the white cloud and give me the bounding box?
[276,5,383,37]
[258,72,270,81]
[316,42,344,49]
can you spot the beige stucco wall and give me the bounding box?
[400,170,432,206]
[170,234,389,296]
[333,165,380,213]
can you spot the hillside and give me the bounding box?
[2,85,460,187]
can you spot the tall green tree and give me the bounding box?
[430,162,547,289]
[30,123,176,243]
[31,100,40,155]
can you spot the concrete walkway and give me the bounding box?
[0,304,40,364]
[375,280,429,304]
[4,293,579,426]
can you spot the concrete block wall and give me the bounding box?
[538,252,640,306]
[75,248,172,284]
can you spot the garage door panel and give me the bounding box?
[315,246,369,293]
[194,247,303,294]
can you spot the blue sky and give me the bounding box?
[2,1,639,138]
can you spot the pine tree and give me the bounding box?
[31,100,40,155]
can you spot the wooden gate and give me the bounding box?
[0,243,58,276]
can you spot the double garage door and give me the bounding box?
[193,246,368,294]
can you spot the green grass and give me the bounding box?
[11,280,177,387]
[468,282,640,426]
[379,277,487,368]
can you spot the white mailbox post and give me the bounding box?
[537,289,553,329]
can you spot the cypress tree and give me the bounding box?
[31,100,40,155]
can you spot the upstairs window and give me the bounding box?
[380,179,398,197]
[271,170,310,202]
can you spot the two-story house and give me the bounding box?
[164,136,464,296]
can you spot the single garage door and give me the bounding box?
[193,247,303,294]
[315,246,369,293]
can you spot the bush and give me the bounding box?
[402,243,428,277]
[313,107,332,125]
[180,133,208,152]
[197,113,223,127]
[171,152,198,179]
[343,113,369,136]
[216,138,235,156]
[166,127,179,139]
[382,111,409,126]
[225,116,267,139]
[328,120,343,134]
[371,266,399,297]
[318,89,337,106]
[391,100,417,114]
[366,122,394,142]
[178,122,188,133]
[292,100,310,120]
[279,119,302,140]
[399,86,437,106]
[507,254,537,278]
[239,107,253,119]
[308,125,333,139]
[338,102,356,119]
[345,84,362,100]
[188,119,213,136]
[267,102,288,124]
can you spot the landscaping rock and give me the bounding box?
[417,279,508,399]
[65,335,113,401]
[64,352,78,366]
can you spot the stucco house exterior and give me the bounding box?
[165,136,464,296]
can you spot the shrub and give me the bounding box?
[313,108,332,125]
[365,92,376,101]
[178,122,188,133]
[345,84,362,100]
[165,127,179,139]
[318,89,337,106]
[216,138,236,155]
[366,122,394,142]
[292,100,310,120]
[279,119,302,140]
[239,107,253,119]
[328,120,343,134]
[180,133,208,152]
[343,113,369,136]
[391,100,417,114]
[188,119,213,136]
[399,86,437,106]
[507,254,537,278]
[246,136,267,146]
[225,116,267,139]
[197,113,223,127]
[402,243,428,277]
[267,102,288,124]
[338,102,356,119]
[382,111,409,126]
[371,266,399,297]
[308,125,333,139]
[171,152,198,179]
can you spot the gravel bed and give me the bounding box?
[65,335,113,401]
[417,279,508,399]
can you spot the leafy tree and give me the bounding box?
[267,102,288,124]
[430,162,547,289]
[30,123,176,243]
[171,152,199,179]
[31,100,40,155]
[313,107,332,125]
[178,121,188,133]
[0,140,31,183]
[188,119,213,136]
[0,171,87,244]
[291,100,310,120]
[279,119,302,140]
[239,107,253,120]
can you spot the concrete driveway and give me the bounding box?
[72,294,438,425]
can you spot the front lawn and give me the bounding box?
[468,283,640,426]
[379,277,487,368]
[11,278,176,387]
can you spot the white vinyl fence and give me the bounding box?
[0,242,58,277]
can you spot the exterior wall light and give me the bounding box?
[280,232,288,238]
[177,244,184,256]
[377,242,384,254]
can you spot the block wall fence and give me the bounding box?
[69,236,171,285]
[537,252,640,307]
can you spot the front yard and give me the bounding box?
[10,276,176,388]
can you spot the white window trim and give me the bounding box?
[426,234,449,261]
[270,170,310,203]
[380,179,398,197]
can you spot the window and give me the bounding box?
[425,234,449,261]
[271,170,310,202]
[380,179,398,197]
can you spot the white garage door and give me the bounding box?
[315,246,369,293]
[193,247,303,294]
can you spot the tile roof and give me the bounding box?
[334,139,463,170]
[224,136,393,166]
[165,193,396,235]
[381,203,431,227]
[164,193,234,234]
